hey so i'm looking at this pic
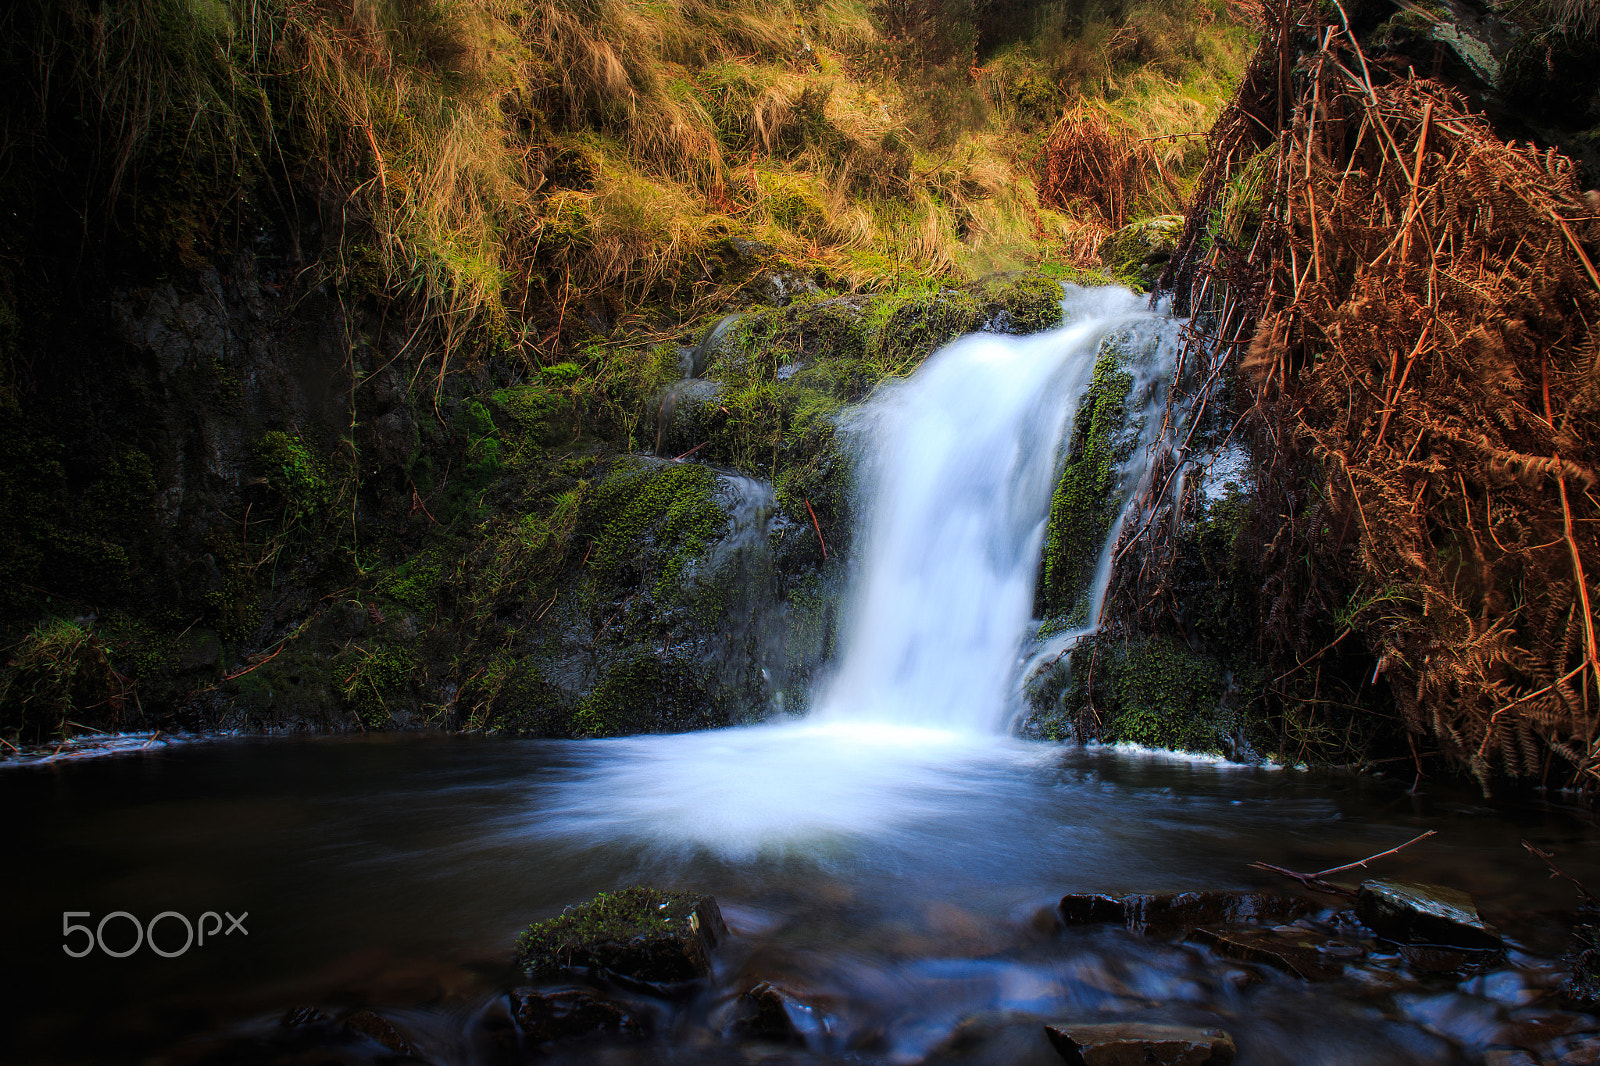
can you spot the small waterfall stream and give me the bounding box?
[536,285,1187,856]
[817,285,1179,732]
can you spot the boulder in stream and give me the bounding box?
[1058,891,1309,937]
[514,886,728,986]
[1045,1021,1236,1065]
[1356,880,1503,950]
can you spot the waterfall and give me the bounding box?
[813,285,1180,733]
[537,284,1186,856]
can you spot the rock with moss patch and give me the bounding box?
[515,887,729,987]
[1098,216,1184,291]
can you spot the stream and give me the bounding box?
[6,287,1600,1064]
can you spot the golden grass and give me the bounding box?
[18,0,1257,363]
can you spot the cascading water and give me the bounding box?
[816,285,1179,732]
[536,284,1185,856]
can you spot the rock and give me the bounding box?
[1356,880,1503,950]
[1190,925,1361,981]
[1044,1022,1236,1065]
[1097,215,1185,291]
[511,988,648,1043]
[1058,891,1310,937]
[1400,943,1499,975]
[280,1006,328,1027]
[343,1009,418,1056]
[729,981,832,1045]
[514,886,729,986]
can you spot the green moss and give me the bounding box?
[338,641,414,729]
[376,549,448,615]
[1037,344,1136,621]
[0,618,128,743]
[1099,216,1184,292]
[571,649,715,737]
[586,460,728,599]
[253,430,332,525]
[460,651,570,735]
[1097,636,1230,753]
[513,886,700,977]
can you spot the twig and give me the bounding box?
[674,441,708,462]
[1249,828,1436,896]
[804,499,828,560]
[1523,840,1600,906]
[1313,829,1436,877]
[222,644,283,682]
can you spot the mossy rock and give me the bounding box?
[1098,216,1185,292]
[572,649,718,738]
[515,887,729,985]
[1036,344,1139,623]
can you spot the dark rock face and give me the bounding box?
[1045,1022,1236,1065]
[514,887,728,986]
[1356,880,1503,950]
[511,988,648,1043]
[1058,891,1310,937]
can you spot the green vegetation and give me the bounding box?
[0,0,1258,745]
[0,619,130,743]
[1037,343,1136,623]
[514,886,705,977]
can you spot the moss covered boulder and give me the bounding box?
[1099,216,1184,292]
[515,887,729,986]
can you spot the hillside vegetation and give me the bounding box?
[3,0,1250,363]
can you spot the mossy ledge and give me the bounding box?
[515,887,728,985]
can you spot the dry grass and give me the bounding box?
[1149,0,1600,788]
[12,0,1256,365]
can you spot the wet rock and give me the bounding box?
[1484,1051,1539,1066]
[1058,891,1310,937]
[1356,880,1503,950]
[1045,1022,1236,1065]
[343,1009,419,1056]
[1400,943,1500,975]
[1190,925,1361,981]
[511,988,648,1043]
[280,1006,328,1027]
[729,981,832,1045]
[514,886,729,986]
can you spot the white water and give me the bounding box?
[815,285,1177,732]
[535,285,1186,857]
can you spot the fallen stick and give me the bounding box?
[1249,829,1437,897]
[1523,840,1600,907]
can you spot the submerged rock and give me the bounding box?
[1356,880,1502,950]
[1045,1021,1236,1065]
[1190,925,1362,981]
[511,988,648,1043]
[1058,891,1310,937]
[342,1009,419,1056]
[514,887,728,986]
[728,980,834,1045]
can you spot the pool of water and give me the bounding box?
[4,728,1598,1064]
